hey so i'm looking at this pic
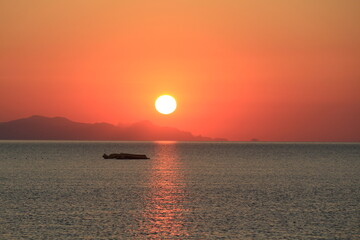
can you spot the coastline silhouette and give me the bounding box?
[0,115,227,141]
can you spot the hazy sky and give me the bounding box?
[1,0,359,141]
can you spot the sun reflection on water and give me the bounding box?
[141,142,188,238]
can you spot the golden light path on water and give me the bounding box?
[140,142,188,238]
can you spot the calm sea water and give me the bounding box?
[0,141,359,239]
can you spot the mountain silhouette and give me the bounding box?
[0,115,227,141]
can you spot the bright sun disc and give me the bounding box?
[155,95,177,114]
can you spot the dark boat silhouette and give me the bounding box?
[103,153,149,159]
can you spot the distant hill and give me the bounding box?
[0,115,227,141]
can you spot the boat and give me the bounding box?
[102,153,150,159]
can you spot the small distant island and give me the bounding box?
[0,115,227,141]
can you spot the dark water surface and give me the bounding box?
[0,141,359,239]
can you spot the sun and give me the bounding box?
[155,95,177,114]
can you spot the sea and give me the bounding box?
[0,141,359,239]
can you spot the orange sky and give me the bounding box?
[1,0,359,141]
